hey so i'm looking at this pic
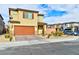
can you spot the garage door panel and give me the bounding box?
[14,26,35,35]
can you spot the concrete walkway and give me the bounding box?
[0,36,79,50]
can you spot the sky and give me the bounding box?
[0,4,79,25]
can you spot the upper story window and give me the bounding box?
[23,12,33,19]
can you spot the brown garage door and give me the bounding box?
[14,26,35,35]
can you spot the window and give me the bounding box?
[23,12,33,19]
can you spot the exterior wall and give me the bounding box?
[46,27,56,34]
[72,23,79,31]
[35,26,38,35]
[38,15,46,35]
[9,9,39,35]
[73,23,79,26]
[10,10,38,26]
[10,10,18,21]
[38,16,44,22]
[9,8,46,36]
[18,10,38,26]
[43,25,47,34]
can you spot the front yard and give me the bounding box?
[0,34,79,42]
[0,34,15,42]
[0,35,9,42]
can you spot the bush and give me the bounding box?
[5,33,13,41]
[5,34,10,38]
[47,34,52,38]
[52,31,64,36]
[9,36,13,42]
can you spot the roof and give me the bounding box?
[63,22,79,24]
[38,22,47,25]
[38,14,44,16]
[47,22,79,26]
[9,8,39,13]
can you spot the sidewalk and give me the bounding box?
[0,36,79,50]
[45,36,79,42]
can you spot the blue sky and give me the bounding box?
[0,4,79,25]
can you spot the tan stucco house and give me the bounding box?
[46,22,79,34]
[8,8,47,36]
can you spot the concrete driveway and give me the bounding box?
[15,35,44,41]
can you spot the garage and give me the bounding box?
[14,26,35,35]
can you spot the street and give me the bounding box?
[0,40,79,55]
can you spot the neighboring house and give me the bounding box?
[46,24,56,34]
[62,22,79,31]
[47,22,79,33]
[8,8,47,36]
[0,14,5,34]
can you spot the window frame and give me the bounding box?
[23,11,34,19]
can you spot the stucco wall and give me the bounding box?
[38,16,44,22]
[9,9,46,35]
[46,28,56,34]
[10,10,38,26]
[44,25,47,34]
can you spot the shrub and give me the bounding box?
[9,36,13,42]
[47,34,52,38]
[52,31,64,36]
[5,33,13,41]
[5,34,10,38]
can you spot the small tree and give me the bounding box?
[5,25,13,41]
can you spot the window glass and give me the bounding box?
[23,12,33,19]
[28,12,32,19]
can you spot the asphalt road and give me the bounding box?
[1,40,79,55]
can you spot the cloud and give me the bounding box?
[44,11,79,24]
[39,4,79,24]
[0,4,79,25]
[38,4,68,17]
[44,10,67,17]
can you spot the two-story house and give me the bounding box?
[8,8,47,36]
[0,14,5,34]
[62,22,79,31]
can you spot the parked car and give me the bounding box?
[73,30,79,36]
[63,28,73,35]
[63,28,79,36]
